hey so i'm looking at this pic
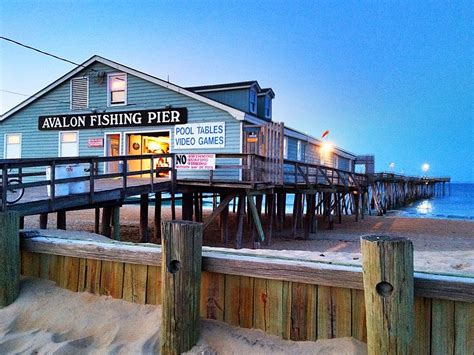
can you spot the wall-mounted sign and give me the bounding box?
[247,132,258,143]
[174,122,225,149]
[175,154,216,170]
[87,138,104,148]
[38,108,188,131]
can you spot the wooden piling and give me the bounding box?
[94,208,100,233]
[101,207,112,237]
[154,192,162,241]
[0,211,20,308]
[160,220,202,355]
[182,193,194,221]
[39,213,48,229]
[57,211,66,230]
[361,235,414,355]
[112,206,120,241]
[140,194,149,242]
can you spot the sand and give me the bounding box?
[0,278,367,355]
[24,205,474,277]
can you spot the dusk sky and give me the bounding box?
[1,1,472,182]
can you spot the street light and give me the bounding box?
[422,163,430,174]
[389,162,395,172]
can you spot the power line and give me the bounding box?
[0,36,97,72]
[0,89,70,106]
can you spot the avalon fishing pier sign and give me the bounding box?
[38,108,188,130]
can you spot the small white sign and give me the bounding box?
[174,122,225,149]
[175,154,216,170]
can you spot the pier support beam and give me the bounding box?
[140,194,149,242]
[39,213,48,229]
[101,207,112,238]
[57,211,66,230]
[154,192,162,242]
[182,193,194,221]
[0,211,20,308]
[112,206,120,241]
[361,235,414,354]
[160,220,202,354]
[94,208,100,233]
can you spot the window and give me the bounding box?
[108,73,127,106]
[4,133,21,159]
[333,155,338,169]
[249,89,257,114]
[70,77,89,110]
[59,132,79,157]
[297,140,304,161]
[264,95,272,118]
[283,137,288,159]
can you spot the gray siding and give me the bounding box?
[0,62,242,180]
[198,89,251,114]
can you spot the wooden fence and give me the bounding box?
[19,233,473,354]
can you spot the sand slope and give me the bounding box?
[0,278,366,354]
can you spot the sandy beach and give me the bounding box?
[23,205,474,276]
[0,278,367,354]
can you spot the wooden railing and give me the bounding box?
[0,154,174,212]
[1,154,369,211]
[283,159,367,189]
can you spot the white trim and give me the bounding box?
[238,121,243,181]
[1,55,246,122]
[70,76,89,110]
[107,72,128,107]
[58,131,79,157]
[103,132,122,173]
[3,133,22,159]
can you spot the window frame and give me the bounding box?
[58,131,79,157]
[70,76,89,110]
[107,73,128,107]
[4,133,22,159]
[249,88,257,114]
[264,95,272,119]
[297,140,304,161]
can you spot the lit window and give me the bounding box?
[108,73,127,106]
[283,137,288,159]
[249,89,257,114]
[264,96,272,118]
[5,133,21,159]
[59,132,79,157]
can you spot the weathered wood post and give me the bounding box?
[160,220,202,355]
[361,235,414,355]
[0,211,20,307]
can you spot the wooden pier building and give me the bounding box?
[0,56,449,247]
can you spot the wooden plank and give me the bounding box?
[84,258,102,295]
[21,251,40,278]
[290,282,308,340]
[332,287,352,338]
[281,281,292,340]
[431,299,455,355]
[351,289,367,343]
[59,256,80,292]
[123,263,147,304]
[253,278,267,332]
[200,271,225,321]
[100,260,124,299]
[48,254,63,284]
[454,301,474,355]
[146,265,161,305]
[224,275,241,326]
[413,297,431,355]
[38,253,52,280]
[77,258,87,292]
[239,276,254,328]
[306,283,318,341]
[317,285,332,339]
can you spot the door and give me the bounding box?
[243,122,284,184]
[105,134,121,173]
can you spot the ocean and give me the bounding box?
[395,183,474,220]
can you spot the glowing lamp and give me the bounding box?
[422,163,430,173]
[321,141,333,153]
